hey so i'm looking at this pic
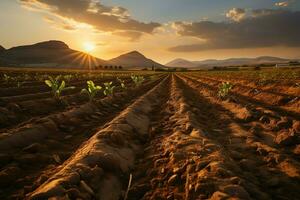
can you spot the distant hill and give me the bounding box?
[166,56,293,68]
[109,51,165,69]
[0,40,109,69]
[166,58,198,68]
[0,45,5,52]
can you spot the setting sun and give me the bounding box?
[83,42,95,53]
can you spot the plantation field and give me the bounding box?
[0,69,300,199]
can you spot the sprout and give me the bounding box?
[218,82,233,99]
[3,74,12,83]
[117,77,126,90]
[45,76,75,101]
[63,75,73,82]
[16,81,24,88]
[81,80,102,102]
[103,82,116,96]
[131,75,144,87]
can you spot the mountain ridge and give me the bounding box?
[166,56,295,68]
[0,40,109,69]
[0,41,165,69]
[109,50,165,69]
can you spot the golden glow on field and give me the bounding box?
[83,42,95,53]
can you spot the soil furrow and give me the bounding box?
[190,75,300,98]
[176,74,300,199]
[184,75,300,120]
[125,74,300,200]
[0,77,155,130]
[24,75,171,200]
[0,75,167,200]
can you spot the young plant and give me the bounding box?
[81,80,102,101]
[3,74,11,83]
[150,75,158,81]
[45,76,75,101]
[117,77,126,90]
[63,75,73,83]
[131,75,144,87]
[218,82,233,99]
[16,81,24,88]
[103,82,116,96]
[258,73,269,85]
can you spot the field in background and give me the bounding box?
[0,68,300,199]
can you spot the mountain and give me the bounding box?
[109,51,165,69]
[0,45,5,51]
[165,58,198,68]
[0,40,109,69]
[166,56,292,68]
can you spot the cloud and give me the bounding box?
[112,30,144,42]
[226,8,246,22]
[169,9,300,52]
[275,1,292,7]
[19,0,161,38]
[43,16,77,31]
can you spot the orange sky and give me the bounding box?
[1,0,300,64]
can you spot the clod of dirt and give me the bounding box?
[276,116,292,130]
[277,96,293,105]
[274,130,298,146]
[293,145,300,155]
[236,107,256,122]
[167,174,178,185]
[292,120,300,133]
[259,115,270,124]
[30,179,66,199]
[210,191,230,200]
[190,129,205,138]
[22,143,44,153]
[239,159,257,171]
[0,166,20,186]
[222,184,251,199]
[79,180,95,196]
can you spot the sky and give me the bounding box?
[1,0,300,63]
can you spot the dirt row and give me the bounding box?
[181,74,300,154]
[176,74,300,199]
[0,76,134,102]
[185,75,300,120]
[191,75,300,98]
[1,73,299,199]
[24,75,170,200]
[126,74,300,200]
[0,76,155,131]
[0,75,167,199]
[188,75,300,114]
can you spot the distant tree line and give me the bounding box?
[94,65,123,70]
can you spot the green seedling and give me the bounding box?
[131,75,144,87]
[81,80,102,101]
[117,77,126,90]
[3,74,12,83]
[63,75,73,82]
[16,81,24,88]
[218,82,233,99]
[45,76,75,101]
[103,82,116,96]
[150,75,158,80]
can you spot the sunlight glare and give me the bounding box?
[83,42,95,53]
